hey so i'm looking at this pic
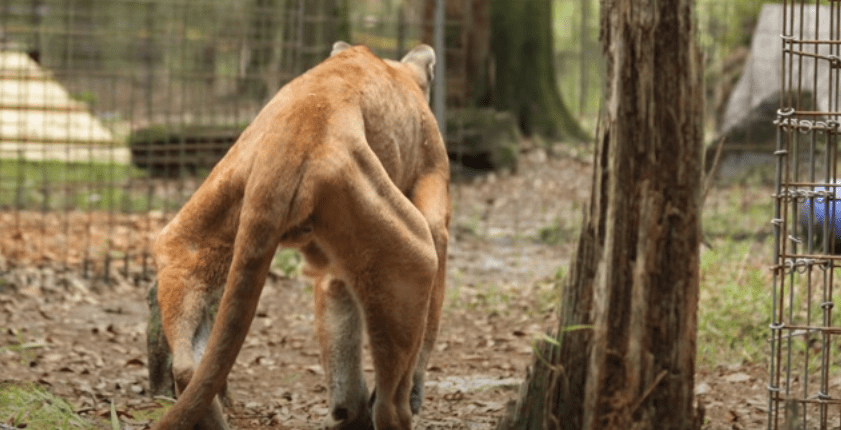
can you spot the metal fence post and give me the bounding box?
[433,0,446,139]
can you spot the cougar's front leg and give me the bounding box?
[156,266,229,430]
[312,270,371,429]
[155,222,233,430]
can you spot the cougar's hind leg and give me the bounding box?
[313,272,371,429]
[364,263,445,417]
[359,267,434,430]
[314,138,440,430]
[409,261,446,415]
[361,266,445,420]
[404,171,451,416]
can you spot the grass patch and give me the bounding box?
[536,214,581,245]
[704,185,772,240]
[453,208,486,240]
[0,381,98,429]
[0,159,176,212]
[697,240,771,367]
[272,249,303,278]
[697,184,774,367]
[129,398,173,424]
[0,328,41,364]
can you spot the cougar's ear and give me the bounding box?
[331,41,352,57]
[400,44,435,101]
[401,44,435,84]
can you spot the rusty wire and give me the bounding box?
[771,1,841,429]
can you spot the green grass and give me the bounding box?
[697,184,774,367]
[130,399,173,424]
[704,185,772,240]
[0,328,41,364]
[0,159,178,212]
[272,249,303,278]
[0,381,173,429]
[698,239,771,366]
[0,382,99,429]
[536,207,582,246]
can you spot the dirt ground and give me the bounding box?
[0,145,768,429]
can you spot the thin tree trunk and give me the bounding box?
[499,1,704,428]
[579,0,591,116]
[489,0,587,141]
[424,0,585,141]
[238,0,278,100]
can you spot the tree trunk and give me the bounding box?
[489,0,587,141]
[238,0,280,100]
[422,0,584,142]
[292,0,350,76]
[422,0,492,109]
[498,1,704,429]
[239,0,350,101]
[579,0,591,117]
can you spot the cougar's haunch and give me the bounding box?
[151,42,450,430]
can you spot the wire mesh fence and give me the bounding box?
[771,1,841,428]
[0,0,430,283]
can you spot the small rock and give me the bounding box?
[725,372,752,383]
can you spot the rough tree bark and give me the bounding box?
[498,1,704,428]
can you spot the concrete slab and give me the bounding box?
[722,4,833,135]
[0,51,129,164]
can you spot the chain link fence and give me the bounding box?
[0,0,430,284]
[770,1,841,428]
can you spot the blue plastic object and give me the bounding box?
[800,185,841,247]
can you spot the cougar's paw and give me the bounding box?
[320,403,373,430]
[370,386,423,416]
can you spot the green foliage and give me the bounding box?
[273,249,303,278]
[697,184,775,366]
[492,0,588,141]
[128,123,249,148]
[454,205,486,239]
[551,0,778,129]
[71,91,98,106]
[697,0,778,55]
[552,0,601,120]
[0,329,41,364]
[552,266,566,284]
[536,216,579,246]
[0,382,96,429]
[109,400,120,430]
[697,240,771,366]
[704,185,772,239]
[0,159,167,212]
[537,224,562,245]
